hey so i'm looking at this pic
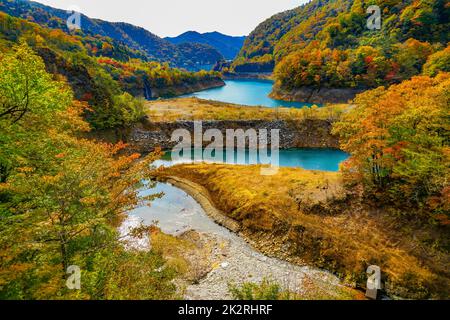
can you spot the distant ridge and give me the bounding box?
[166,31,246,60]
[0,0,224,70]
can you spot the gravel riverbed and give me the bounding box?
[123,181,357,300]
[184,231,343,300]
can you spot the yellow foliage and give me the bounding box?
[158,164,449,298]
[146,97,348,122]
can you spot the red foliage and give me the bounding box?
[364,56,374,64]
[81,92,93,101]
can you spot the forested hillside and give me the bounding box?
[166,31,246,60]
[0,0,224,70]
[0,11,223,129]
[233,0,449,91]
[0,41,185,300]
[0,3,224,298]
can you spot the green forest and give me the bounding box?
[234,0,449,90]
[0,11,222,129]
[0,5,221,299]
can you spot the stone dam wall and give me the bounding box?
[125,119,339,153]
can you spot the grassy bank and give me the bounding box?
[146,97,349,122]
[157,164,450,299]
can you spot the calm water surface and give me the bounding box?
[185,79,315,108]
[154,148,349,172]
[139,148,348,233]
[129,182,233,236]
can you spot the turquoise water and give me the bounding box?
[154,148,349,172]
[186,79,314,108]
[129,182,233,236]
[137,148,349,233]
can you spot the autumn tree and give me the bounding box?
[423,44,450,76]
[0,42,71,123]
[0,42,72,183]
[0,43,175,299]
[333,73,450,224]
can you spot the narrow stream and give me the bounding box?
[125,181,347,300]
[120,147,352,299]
[130,182,233,237]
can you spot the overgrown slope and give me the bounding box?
[0,0,224,70]
[0,11,223,129]
[166,31,246,60]
[233,0,449,93]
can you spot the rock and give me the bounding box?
[183,230,349,300]
[129,119,339,153]
[270,86,365,104]
[150,78,225,99]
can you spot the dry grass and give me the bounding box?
[150,228,219,284]
[157,164,450,299]
[229,276,366,300]
[146,97,349,122]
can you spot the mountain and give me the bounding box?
[0,0,224,70]
[0,9,224,128]
[176,42,224,69]
[166,31,246,60]
[232,0,449,96]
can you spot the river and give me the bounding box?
[185,79,315,108]
[122,149,350,299]
[123,82,352,299]
[154,148,349,172]
[125,181,347,299]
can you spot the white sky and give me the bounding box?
[32,0,306,37]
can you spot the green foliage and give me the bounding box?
[111,93,146,127]
[229,279,284,300]
[0,11,222,130]
[0,42,73,181]
[82,249,178,300]
[0,41,71,123]
[236,0,449,89]
[333,73,450,225]
[423,45,450,76]
[0,43,177,300]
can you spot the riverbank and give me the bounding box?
[156,164,450,299]
[222,72,273,80]
[182,231,361,300]
[149,78,225,98]
[146,97,345,122]
[270,86,366,104]
[153,177,362,300]
[89,97,347,155]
